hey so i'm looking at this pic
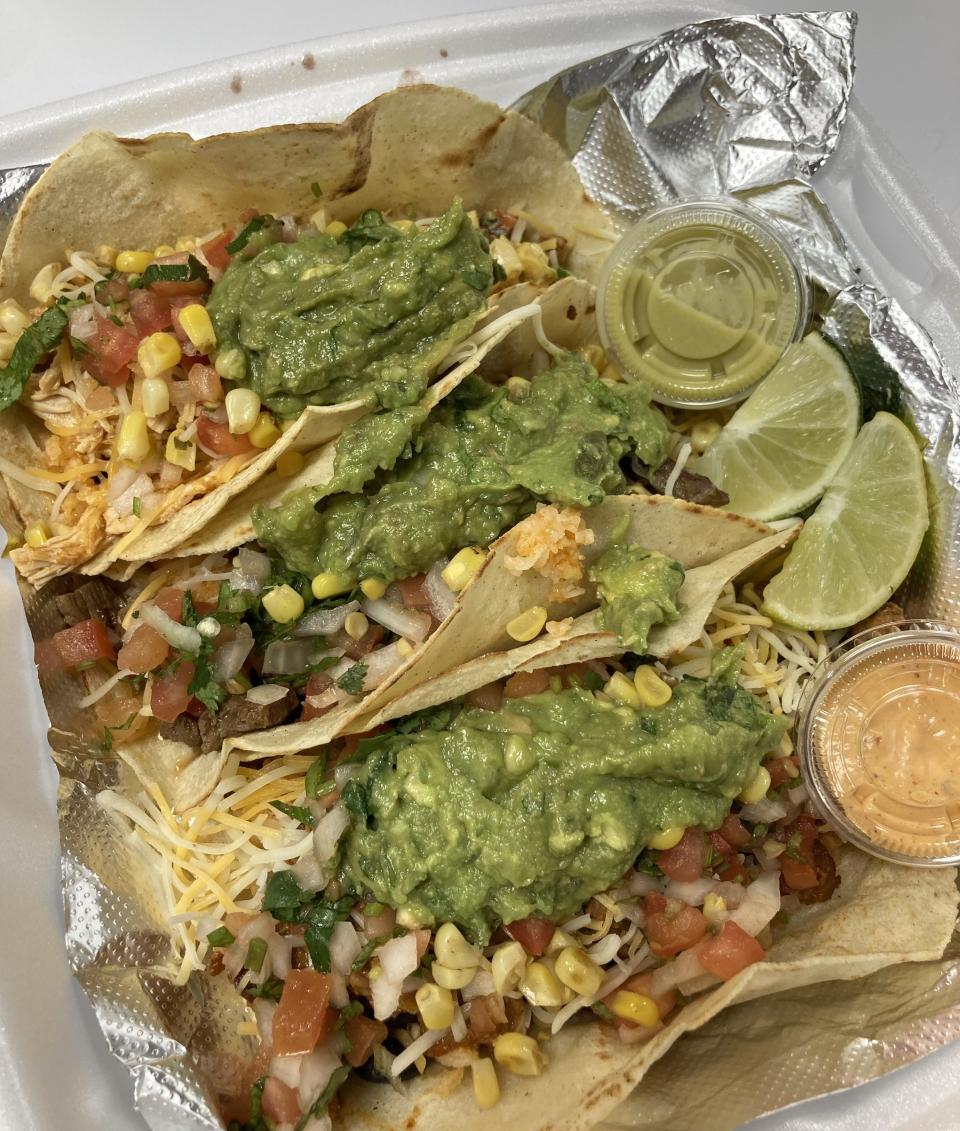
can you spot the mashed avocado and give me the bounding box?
[207,202,493,416]
[254,351,670,580]
[590,543,684,651]
[342,649,786,942]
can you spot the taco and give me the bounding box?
[0,85,611,586]
[94,581,958,1131]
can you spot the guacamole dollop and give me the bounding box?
[254,351,670,580]
[207,202,493,416]
[342,649,786,942]
[590,543,684,651]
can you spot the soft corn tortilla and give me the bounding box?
[0,84,610,580]
[113,495,788,812]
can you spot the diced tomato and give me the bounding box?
[506,917,555,956]
[503,669,550,698]
[340,623,384,660]
[147,253,209,299]
[260,1076,301,1124]
[344,1014,388,1068]
[698,920,765,981]
[707,830,733,859]
[464,681,504,712]
[118,624,169,674]
[718,813,752,850]
[778,814,820,892]
[467,993,507,1039]
[394,574,432,610]
[52,617,116,667]
[335,724,388,764]
[643,893,708,958]
[96,278,130,304]
[201,231,234,273]
[150,660,196,722]
[656,828,706,883]
[767,755,800,789]
[85,313,139,386]
[184,696,207,718]
[153,587,185,622]
[272,970,334,1056]
[34,637,66,675]
[188,363,223,403]
[93,690,149,739]
[618,972,677,1022]
[196,414,255,456]
[554,662,597,689]
[129,289,172,336]
[190,580,221,613]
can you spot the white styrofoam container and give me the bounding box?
[1,5,958,1131]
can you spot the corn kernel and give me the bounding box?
[116,249,154,274]
[493,1033,545,1077]
[30,263,61,304]
[310,207,329,231]
[311,571,353,600]
[600,363,623,383]
[578,344,607,371]
[214,348,245,381]
[0,298,31,336]
[325,220,348,238]
[344,612,369,641]
[432,962,474,990]
[275,450,305,477]
[762,838,786,858]
[545,929,579,956]
[690,419,722,453]
[516,241,555,284]
[604,671,640,709]
[504,734,535,776]
[165,431,197,471]
[489,941,524,996]
[434,922,479,970]
[415,982,454,1030]
[505,376,531,400]
[224,388,261,434]
[554,947,603,997]
[178,304,218,353]
[154,244,176,257]
[117,411,151,464]
[248,412,281,449]
[24,523,50,548]
[738,764,772,805]
[137,332,182,378]
[519,960,564,1008]
[175,237,197,252]
[262,584,305,624]
[467,209,480,228]
[634,666,673,707]
[360,577,388,600]
[609,990,659,1028]
[97,245,118,267]
[648,826,685,851]
[441,546,485,592]
[396,638,414,657]
[391,219,415,234]
[141,377,170,417]
[506,605,548,643]
[702,892,727,924]
[471,1057,500,1111]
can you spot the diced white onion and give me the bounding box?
[451,1002,467,1043]
[361,598,431,643]
[650,949,705,996]
[358,642,406,691]
[739,796,788,823]
[230,548,272,593]
[665,878,746,908]
[729,871,781,937]
[270,1053,304,1087]
[291,850,328,894]
[68,304,97,342]
[245,683,289,706]
[372,933,419,1021]
[252,998,277,1044]
[390,1027,446,1076]
[78,668,135,708]
[107,464,142,504]
[334,765,361,791]
[787,784,809,805]
[212,623,254,681]
[312,804,350,866]
[424,560,456,621]
[297,1047,342,1112]
[139,603,202,653]
[329,920,362,978]
[460,969,496,1002]
[587,932,623,966]
[294,601,360,638]
[262,639,331,676]
[620,871,662,897]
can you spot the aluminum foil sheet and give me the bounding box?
[12,9,960,1131]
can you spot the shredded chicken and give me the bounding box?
[11,506,106,586]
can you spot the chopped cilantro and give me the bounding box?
[339,778,369,818]
[132,496,141,518]
[129,254,209,290]
[68,335,90,356]
[310,181,322,198]
[244,937,268,973]
[270,799,316,827]
[294,1065,350,1131]
[0,304,69,411]
[556,265,572,278]
[226,215,276,255]
[305,754,328,799]
[351,926,406,972]
[207,925,235,948]
[261,870,356,971]
[336,661,367,696]
[246,975,284,1002]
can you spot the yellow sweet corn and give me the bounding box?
[248,412,281,449]
[116,250,153,274]
[178,304,217,353]
[702,892,727,924]
[432,963,474,990]
[165,431,197,471]
[396,638,415,657]
[153,244,176,257]
[30,263,61,304]
[491,941,526,996]
[262,584,305,624]
[275,450,305,477]
[738,765,772,805]
[311,572,352,600]
[578,344,607,371]
[634,665,673,707]
[24,523,50,548]
[604,671,641,709]
[471,1058,500,1111]
[141,378,170,417]
[609,990,659,1028]
[519,961,564,1008]
[415,983,454,1031]
[434,922,479,970]
[225,388,261,434]
[505,605,548,643]
[690,419,722,453]
[441,546,485,592]
[0,298,31,336]
[648,826,685,851]
[493,1033,545,1077]
[137,332,182,378]
[117,411,151,464]
[344,612,369,641]
[213,348,245,381]
[554,947,603,997]
[325,220,348,238]
[360,577,388,600]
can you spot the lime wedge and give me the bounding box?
[693,332,860,521]
[761,412,928,631]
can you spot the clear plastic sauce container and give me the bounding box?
[797,621,960,866]
[597,200,809,408]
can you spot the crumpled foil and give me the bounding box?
[12,9,960,1131]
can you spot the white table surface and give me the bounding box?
[1,4,958,1131]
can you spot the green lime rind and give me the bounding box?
[761,412,928,631]
[693,332,860,522]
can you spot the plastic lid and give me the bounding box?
[798,621,960,866]
[597,200,809,408]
